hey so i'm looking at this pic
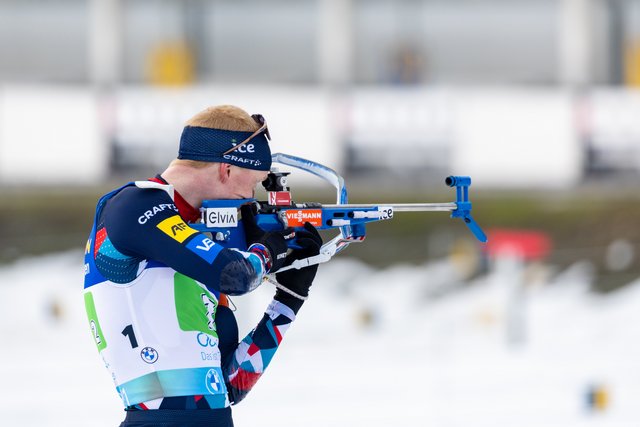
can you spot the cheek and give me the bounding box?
[241,177,257,192]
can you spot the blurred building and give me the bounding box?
[0,0,639,186]
[2,0,639,86]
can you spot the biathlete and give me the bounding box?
[83,105,321,427]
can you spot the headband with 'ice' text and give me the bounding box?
[177,126,272,171]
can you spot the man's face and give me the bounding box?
[224,166,269,199]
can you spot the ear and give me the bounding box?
[218,163,232,184]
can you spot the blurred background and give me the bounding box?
[1,0,640,426]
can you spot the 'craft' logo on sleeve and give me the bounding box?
[157,215,198,243]
[138,203,178,224]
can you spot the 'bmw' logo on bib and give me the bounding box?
[205,368,221,393]
[140,347,158,364]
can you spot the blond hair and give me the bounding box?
[173,105,259,168]
[185,105,260,132]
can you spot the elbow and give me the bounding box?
[214,249,264,296]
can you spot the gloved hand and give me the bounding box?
[241,204,290,273]
[275,222,323,314]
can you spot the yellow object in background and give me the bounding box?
[625,40,640,87]
[586,383,610,412]
[592,385,609,411]
[147,41,195,86]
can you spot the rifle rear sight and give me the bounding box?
[262,171,290,192]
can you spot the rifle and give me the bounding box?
[191,153,487,272]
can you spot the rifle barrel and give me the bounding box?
[322,203,457,212]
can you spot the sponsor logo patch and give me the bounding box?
[140,347,159,364]
[222,154,262,168]
[157,215,198,243]
[138,203,178,224]
[284,209,323,227]
[186,235,222,263]
[174,273,219,338]
[205,368,223,393]
[84,292,107,351]
[268,191,291,206]
[204,207,238,228]
[378,206,394,220]
[197,332,218,347]
[229,142,255,153]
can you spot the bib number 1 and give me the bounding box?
[122,324,139,349]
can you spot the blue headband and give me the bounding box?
[178,126,272,171]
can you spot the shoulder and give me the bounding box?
[112,181,174,203]
[103,182,179,226]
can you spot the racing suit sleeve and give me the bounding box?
[221,299,297,405]
[99,185,265,295]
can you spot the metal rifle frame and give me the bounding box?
[194,153,487,272]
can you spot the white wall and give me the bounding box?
[2,84,640,189]
[452,89,582,188]
[0,86,108,185]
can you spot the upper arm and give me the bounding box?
[102,186,264,294]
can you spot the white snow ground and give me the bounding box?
[0,251,638,427]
